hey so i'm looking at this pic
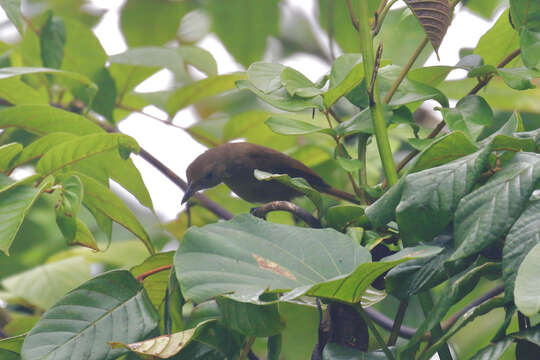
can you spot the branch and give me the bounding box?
[251,201,321,228]
[136,264,172,282]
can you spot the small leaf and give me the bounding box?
[324,60,364,108]
[67,218,98,250]
[497,67,540,90]
[177,46,217,77]
[438,95,494,141]
[40,13,66,69]
[21,270,160,360]
[404,0,451,53]
[247,62,285,93]
[77,173,154,255]
[131,252,175,309]
[166,72,247,115]
[0,143,22,172]
[325,205,365,231]
[0,0,23,34]
[514,242,540,316]
[335,157,363,172]
[0,176,54,254]
[280,67,322,98]
[520,29,540,69]
[265,116,334,136]
[109,47,188,80]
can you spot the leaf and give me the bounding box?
[408,66,454,86]
[40,13,66,69]
[397,146,492,244]
[509,0,540,32]
[120,0,193,47]
[216,296,285,337]
[474,9,520,66]
[1,256,91,310]
[177,46,218,77]
[68,218,98,251]
[520,28,540,69]
[324,60,364,108]
[410,131,479,172]
[0,105,103,135]
[449,152,540,264]
[11,133,76,171]
[469,338,513,360]
[325,205,365,232]
[205,0,279,67]
[497,67,540,90]
[514,242,540,316]
[0,67,96,92]
[264,116,334,136]
[280,67,322,98]
[404,0,451,54]
[77,173,154,254]
[55,175,83,242]
[0,176,54,254]
[323,343,394,359]
[91,67,117,122]
[35,133,139,178]
[247,62,285,93]
[131,252,174,309]
[400,262,501,358]
[109,47,188,80]
[21,270,160,360]
[236,80,324,112]
[0,142,22,172]
[166,73,247,115]
[254,170,324,214]
[335,157,363,173]
[110,320,215,359]
[503,194,540,299]
[438,95,494,141]
[0,334,25,354]
[174,214,372,304]
[0,0,23,34]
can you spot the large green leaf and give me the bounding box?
[0,176,54,254]
[76,173,154,254]
[206,0,279,67]
[503,193,540,300]
[175,214,372,304]
[514,242,540,316]
[1,256,91,310]
[0,105,102,135]
[166,73,247,115]
[449,152,540,264]
[40,13,66,70]
[21,270,160,360]
[438,95,494,141]
[474,9,520,67]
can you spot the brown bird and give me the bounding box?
[182,142,359,204]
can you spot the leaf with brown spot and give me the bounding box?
[404,0,451,54]
[252,253,297,280]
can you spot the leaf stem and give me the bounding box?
[388,299,408,346]
[239,337,256,360]
[418,292,453,360]
[357,306,395,360]
[349,0,398,187]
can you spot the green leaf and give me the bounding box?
[324,59,364,108]
[0,77,48,105]
[378,65,448,107]
[0,0,23,35]
[216,296,285,337]
[474,9,520,66]
[410,131,479,172]
[464,0,505,18]
[9,133,75,171]
[247,62,285,93]
[76,173,154,254]
[520,29,540,69]
[449,152,540,264]
[365,178,406,228]
[237,79,324,112]
[120,0,193,47]
[55,175,85,246]
[254,170,324,214]
[166,72,247,115]
[35,133,139,178]
[21,270,160,360]
[335,157,363,173]
[323,343,394,359]
[400,262,501,358]
[408,66,454,86]
[0,105,102,135]
[0,176,54,254]
[67,218,98,251]
[510,0,540,32]
[206,0,279,67]
[130,252,174,309]
[264,116,334,136]
[497,67,540,90]
[40,13,66,69]
[514,242,540,315]
[0,67,96,93]
[397,146,492,244]
[438,95,494,141]
[281,67,322,98]
[503,194,540,300]
[174,214,372,303]
[469,337,513,360]
[1,256,91,309]
[0,334,25,354]
[325,205,365,232]
[177,46,218,77]
[0,142,22,172]
[91,67,117,122]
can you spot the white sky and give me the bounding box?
[3,0,501,221]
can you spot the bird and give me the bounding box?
[181,142,359,204]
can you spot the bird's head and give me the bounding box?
[182,148,226,204]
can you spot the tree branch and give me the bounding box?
[251,201,321,228]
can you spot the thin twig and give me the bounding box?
[388,299,408,346]
[136,264,172,282]
[251,201,321,228]
[346,0,360,31]
[357,307,396,360]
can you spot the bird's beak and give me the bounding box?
[182,184,195,204]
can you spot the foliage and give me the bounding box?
[0,0,539,359]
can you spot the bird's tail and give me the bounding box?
[322,186,361,204]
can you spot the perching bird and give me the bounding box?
[182,142,359,204]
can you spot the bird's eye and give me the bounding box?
[205,172,213,180]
